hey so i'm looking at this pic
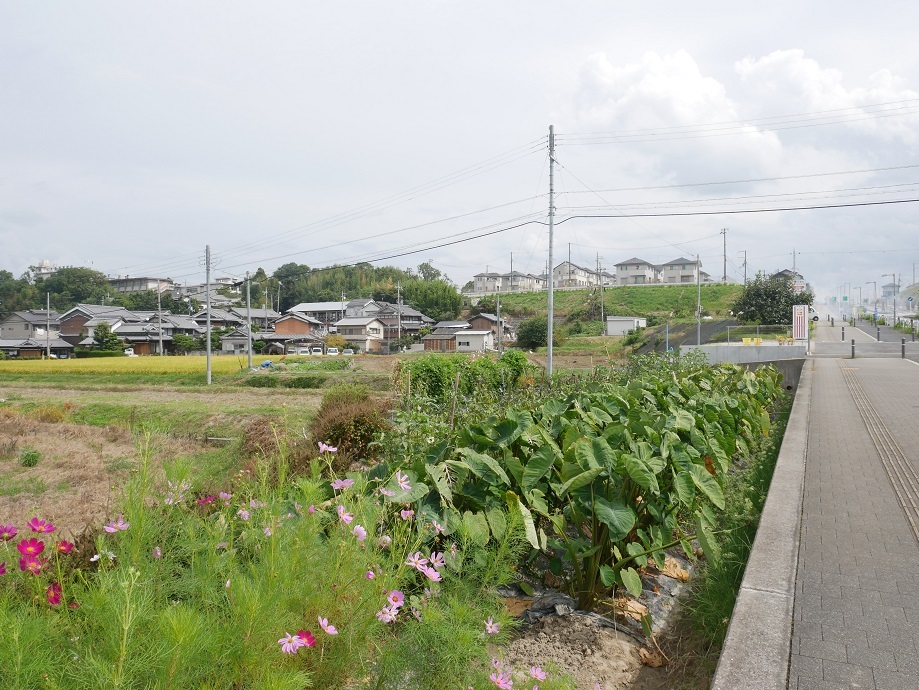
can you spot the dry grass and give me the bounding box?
[0,354,270,375]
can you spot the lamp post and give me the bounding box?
[854,286,862,319]
[882,273,898,327]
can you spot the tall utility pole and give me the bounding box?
[396,283,402,342]
[568,243,572,287]
[263,285,269,330]
[496,293,503,355]
[205,245,212,385]
[547,125,556,376]
[696,254,702,346]
[157,282,164,356]
[509,252,513,293]
[721,228,727,283]
[596,253,605,324]
[276,281,282,314]
[45,292,50,359]
[741,250,747,285]
[246,272,253,369]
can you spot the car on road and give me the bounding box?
[326,347,339,356]
[808,307,819,322]
[342,348,355,356]
[310,346,324,355]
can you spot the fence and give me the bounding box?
[707,324,794,344]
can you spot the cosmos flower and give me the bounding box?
[0,524,17,541]
[27,518,56,534]
[17,538,45,556]
[331,478,355,491]
[484,617,500,634]
[318,616,338,635]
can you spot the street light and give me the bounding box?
[882,273,899,326]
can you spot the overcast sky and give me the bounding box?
[2,1,918,301]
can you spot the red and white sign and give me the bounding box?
[791,279,807,293]
[793,305,807,341]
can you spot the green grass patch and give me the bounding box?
[0,475,48,497]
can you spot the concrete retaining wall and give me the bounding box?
[681,343,807,364]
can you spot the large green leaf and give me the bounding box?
[688,464,725,510]
[425,463,453,504]
[522,445,558,491]
[622,454,660,494]
[493,419,522,447]
[673,470,695,505]
[695,512,721,563]
[556,466,604,498]
[620,567,643,598]
[454,448,510,486]
[462,511,490,546]
[506,491,539,549]
[485,508,507,541]
[594,496,636,541]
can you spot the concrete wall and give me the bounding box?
[680,343,806,364]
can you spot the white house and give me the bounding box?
[615,258,660,285]
[455,330,494,352]
[659,258,702,284]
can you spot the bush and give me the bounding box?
[281,375,327,389]
[74,349,125,358]
[516,316,548,349]
[245,376,279,388]
[308,384,388,470]
[19,448,41,467]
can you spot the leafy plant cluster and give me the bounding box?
[396,351,536,406]
[377,355,783,609]
[731,273,814,325]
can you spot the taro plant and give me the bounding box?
[372,355,783,609]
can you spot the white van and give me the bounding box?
[326,347,339,356]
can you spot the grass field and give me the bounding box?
[476,283,744,319]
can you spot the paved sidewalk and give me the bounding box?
[788,358,919,689]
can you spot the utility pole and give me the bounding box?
[741,250,747,285]
[721,228,727,283]
[568,243,572,288]
[696,254,702,346]
[496,293,503,355]
[45,292,50,359]
[246,271,252,369]
[509,252,513,293]
[397,282,402,342]
[547,125,556,376]
[263,285,269,331]
[205,245,212,385]
[157,281,164,356]
[276,281,282,314]
[596,253,605,323]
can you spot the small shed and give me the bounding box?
[605,316,647,337]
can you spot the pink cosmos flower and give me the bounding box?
[379,487,396,497]
[431,519,445,534]
[103,516,130,533]
[19,554,45,575]
[429,552,445,570]
[278,632,306,655]
[0,562,6,576]
[395,470,411,492]
[365,570,375,580]
[530,666,547,681]
[318,616,338,635]
[378,535,392,549]
[484,617,500,634]
[46,582,62,607]
[331,478,355,491]
[406,552,428,570]
[400,509,414,521]
[237,509,251,521]
[308,505,316,514]
[423,566,442,582]
[27,518,56,534]
[263,526,273,537]
[218,491,232,501]
[337,506,354,524]
[351,525,367,541]
[17,538,45,556]
[318,441,338,454]
[296,630,316,647]
[376,605,399,623]
[196,495,216,505]
[450,542,458,558]
[152,546,162,559]
[250,499,265,509]
[490,671,513,688]
[387,590,405,608]
[57,540,74,553]
[0,524,16,541]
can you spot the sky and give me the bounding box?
[2,1,918,303]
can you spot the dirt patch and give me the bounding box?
[504,614,642,689]
[0,410,199,539]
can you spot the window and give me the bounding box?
[458,341,470,347]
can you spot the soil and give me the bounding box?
[0,407,201,540]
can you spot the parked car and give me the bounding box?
[124,348,136,357]
[808,306,819,321]
[297,347,310,355]
[326,347,339,356]
[310,346,324,355]
[342,348,355,356]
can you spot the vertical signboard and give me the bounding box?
[793,304,807,342]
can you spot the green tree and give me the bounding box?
[516,316,548,349]
[92,323,123,351]
[732,274,814,325]
[171,333,198,353]
[39,267,112,308]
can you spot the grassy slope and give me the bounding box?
[482,284,743,319]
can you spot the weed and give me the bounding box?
[19,448,41,467]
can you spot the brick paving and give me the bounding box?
[788,358,919,689]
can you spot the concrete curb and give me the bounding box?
[710,359,813,690]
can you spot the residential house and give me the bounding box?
[112,323,169,355]
[345,298,385,318]
[468,313,503,340]
[108,276,175,294]
[334,316,386,353]
[287,301,348,326]
[421,330,457,352]
[421,329,494,353]
[58,304,140,345]
[432,320,470,332]
[375,303,435,340]
[553,261,606,289]
[193,308,246,330]
[0,310,60,339]
[272,312,326,336]
[229,306,281,330]
[615,258,660,285]
[659,258,702,284]
[471,271,546,293]
[0,337,74,359]
[218,328,320,355]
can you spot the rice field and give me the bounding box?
[0,354,285,375]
